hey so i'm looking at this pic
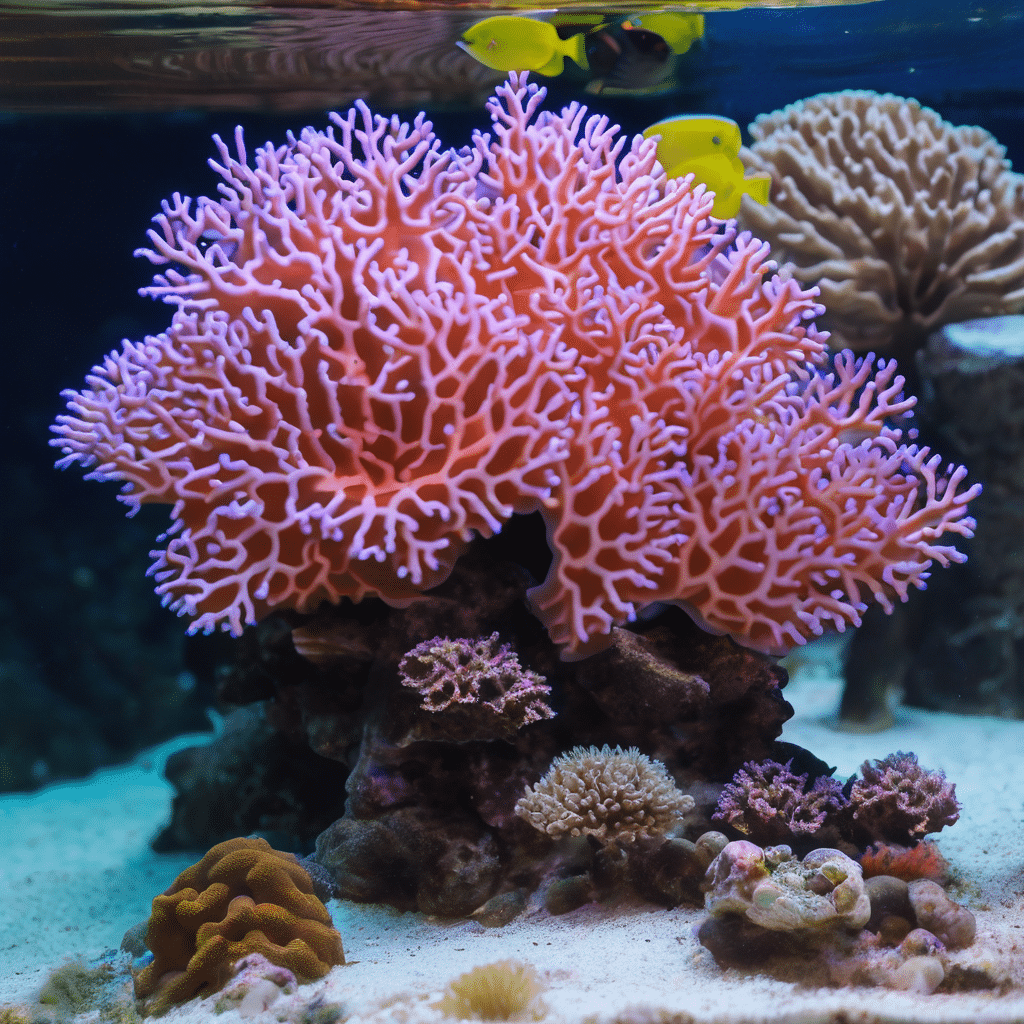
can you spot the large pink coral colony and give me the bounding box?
[53,75,978,657]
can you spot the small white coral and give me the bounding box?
[515,745,694,843]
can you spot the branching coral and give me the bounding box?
[844,751,960,846]
[740,90,1024,360]
[713,759,846,845]
[133,837,345,1012]
[53,75,978,659]
[398,633,553,741]
[515,744,694,843]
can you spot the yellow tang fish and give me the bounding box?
[619,13,704,56]
[458,16,589,76]
[458,14,704,85]
[642,115,771,219]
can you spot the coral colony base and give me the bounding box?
[30,74,1012,1020]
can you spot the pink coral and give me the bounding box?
[713,759,846,845]
[52,75,978,658]
[398,633,553,740]
[845,751,960,845]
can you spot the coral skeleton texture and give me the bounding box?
[53,74,977,657]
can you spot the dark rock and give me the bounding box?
[864,875,912,933]
[471,889,528,927]
[313,807,501,917]
[544,875,594,915]
[152,705,348,853]
[628,836,706,908]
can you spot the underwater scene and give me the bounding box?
[3,0,1024,1021]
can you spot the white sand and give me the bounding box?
[3,638,1024,1022]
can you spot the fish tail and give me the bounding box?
[565,31,589,70]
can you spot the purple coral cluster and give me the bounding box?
[713,752,960,849]
[713,760,846,846]
[398,633,554,742]
[846,752,960,846]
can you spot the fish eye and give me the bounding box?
[712,135,721,145]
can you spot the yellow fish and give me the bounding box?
[458,16,589,76]
[458,14,704,87]
[618,13,704,56]
[642,115,771,219]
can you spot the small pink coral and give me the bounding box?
[713,759,846,845]
[398,633,553,741]
[845,752,959,846]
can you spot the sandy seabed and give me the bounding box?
[2,637,1024,1024]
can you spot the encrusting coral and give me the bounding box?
[704,841,871,933]
[133,837,345,1012]
[859,840,949,883]
[515,744,694,843]
[397,633,554,741]
[52,74,978,661]
[740,90,1024,363]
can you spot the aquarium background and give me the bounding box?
[2,0,1023,794]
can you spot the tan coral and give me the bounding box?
[437,960,545,1021]
[133,837,345,1013]
[740,90,1024,361]
[515,744,694,843]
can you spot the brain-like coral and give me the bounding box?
[53,76,978,659]
[844,751,960,845]
[740,90,1024,360]
[515,744,694,843]
[133,837,345,1012]
[398,633,553,741]
[713,759,846,845]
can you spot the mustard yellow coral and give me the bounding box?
[133,837,344,1012]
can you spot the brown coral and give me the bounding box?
[398,633,553,741]
[133,837,345,1012]
[740,90,1024,363]
[515,745,694,844]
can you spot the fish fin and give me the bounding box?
[743,172,772,206]
[535,52,566,76]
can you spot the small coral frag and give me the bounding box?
[845,751,960,845]
[437,960,544,1021]
[398,633,553,741]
